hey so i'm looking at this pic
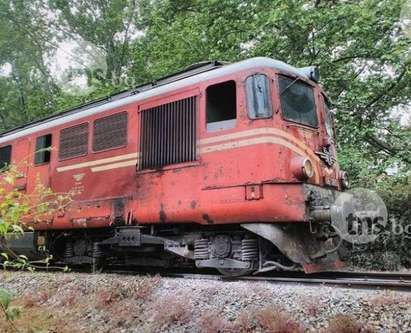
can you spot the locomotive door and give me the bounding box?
[11,137,31,193]
[26,134,52,193]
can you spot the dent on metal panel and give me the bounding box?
[0,57,313,144]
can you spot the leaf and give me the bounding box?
[0,288,12,309]
[5,305,22,321]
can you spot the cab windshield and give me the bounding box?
[278,76,318,128]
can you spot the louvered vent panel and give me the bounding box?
[139,96,197,170]
[59,123,88,160]
[93,112,128,151]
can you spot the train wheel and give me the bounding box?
[217,268,254,277]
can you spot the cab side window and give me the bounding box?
[0,145,12,170]
[246,74,272,119]
[278,76,318,128]
[206,80,236,131]
[35,134,52,165]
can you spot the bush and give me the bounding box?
[0,288,22,331]
[324,314,374,333]
[255,307,305,333]
[339,168,411,271]
[0,159,73,269]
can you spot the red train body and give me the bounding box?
[1,58,350,275]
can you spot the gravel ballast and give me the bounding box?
[0,271,410,332]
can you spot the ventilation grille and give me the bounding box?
[93,112,128,152]
[139,96,197,170]
[59,123,88,160]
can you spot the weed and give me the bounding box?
[95,289,121,309]
[233,309,256,332]
[255,307,305,333]
[199,311,234,333]
[302,296,322,317]
[368,291,402,307]
[324,314,375,333]
[133,275,161,301]
[21,289,52,307]
[60,289,78,307]
[150,295,192,329]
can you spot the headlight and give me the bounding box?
[292,157,314,180]
[302,159,314,179]
[340,171,349,189]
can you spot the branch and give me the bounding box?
[332,53,373,63]
[364,68,407,109]
[365,134,411,164]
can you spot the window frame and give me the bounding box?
[34,133,52,166]
[322,93,336,143]
[205,79,237,132]
[92,111,128,154]
[245,73,273,120]
[58,122,89,161]
[0,145,12,170]
[277,74,319,129]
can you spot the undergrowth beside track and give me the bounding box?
[1,271,410,333]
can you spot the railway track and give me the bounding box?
[157,271,411,291]
[7,263,411,291]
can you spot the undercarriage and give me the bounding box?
[2,221,343,276]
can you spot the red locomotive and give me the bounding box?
[1,57,354,275]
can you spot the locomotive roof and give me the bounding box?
[0,57,316,144]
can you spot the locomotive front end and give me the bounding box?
[233,60,385,274]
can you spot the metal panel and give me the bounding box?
[139,96,197,170]
[93,112,127,152]
[59,123,88,160]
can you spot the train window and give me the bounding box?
[0,145,12,170]
[35,134,52,165]
[93,112,127,152]
[246,74,272,119]
[278,76,318,128]
[59,123,88,160]
[206,80,236,131]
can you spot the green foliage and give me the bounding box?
[0,0,60,130]
[48,0,142,82]
[0,288,22,329]
[0,288,12,309]
[0,160,73,270]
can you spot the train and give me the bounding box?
[1,57,358,276]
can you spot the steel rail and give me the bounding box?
[157,272,411,291]
[6,264,411,291]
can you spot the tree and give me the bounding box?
[0,0,60,130]
[134,0,411,173]
[48,0,143,83]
